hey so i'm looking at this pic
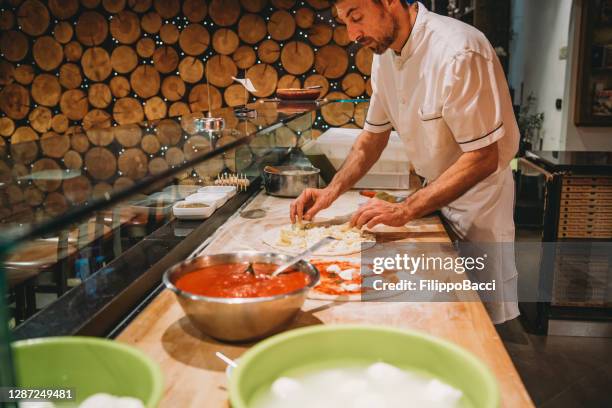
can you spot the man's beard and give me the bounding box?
[363,15,399,54]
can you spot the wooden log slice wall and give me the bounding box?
[256,39,278,64]
[0,0,372,217]
[29,107,52,133]
[0,60,14,86]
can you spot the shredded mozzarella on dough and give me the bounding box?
[277,223,374,254]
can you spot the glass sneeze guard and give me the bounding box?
[0,100,323,341]
[0,101,321,250]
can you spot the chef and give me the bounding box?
[290,0,520,324]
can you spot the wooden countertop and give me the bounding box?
[117,191,534,408]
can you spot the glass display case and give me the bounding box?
[0,100,326,343]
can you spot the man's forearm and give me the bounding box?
[402,142,499,220]
[327,129,391,196]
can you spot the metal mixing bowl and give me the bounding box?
[262,165,320,198]
[163,252,319,342]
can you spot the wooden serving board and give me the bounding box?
[117,191,533,408]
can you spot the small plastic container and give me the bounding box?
[197,185,237,198]
[172,201,215,220]
[185,192,229,208]
[129,197,174,215]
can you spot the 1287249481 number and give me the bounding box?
[1,387,75,402]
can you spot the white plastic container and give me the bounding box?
[356,172,412,190]
[173,201,215,220]
[197,185,237,198]
[313,128,411,190]
[185,192,229,208]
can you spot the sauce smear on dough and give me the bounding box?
[311,260,362,295]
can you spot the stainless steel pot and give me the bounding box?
[262,165,320,198]
[163,252,319,342]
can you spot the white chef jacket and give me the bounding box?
[364,3,520,324]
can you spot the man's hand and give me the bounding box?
[288,129,391,224]
[290,187,339,223]
[350,198,414,229]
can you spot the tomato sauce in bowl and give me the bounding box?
[175,262,310,298]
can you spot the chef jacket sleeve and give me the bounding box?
[442,51,505,152]
[363,57,393,134]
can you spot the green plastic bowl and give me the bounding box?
[12,336,163,407]
[230,325,500,408]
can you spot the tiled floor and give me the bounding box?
[497,318,612,407]
[499,227,612,407]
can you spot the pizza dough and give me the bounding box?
[262,221,375,256]
[308,259,362,301]
[306,259,402,302]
